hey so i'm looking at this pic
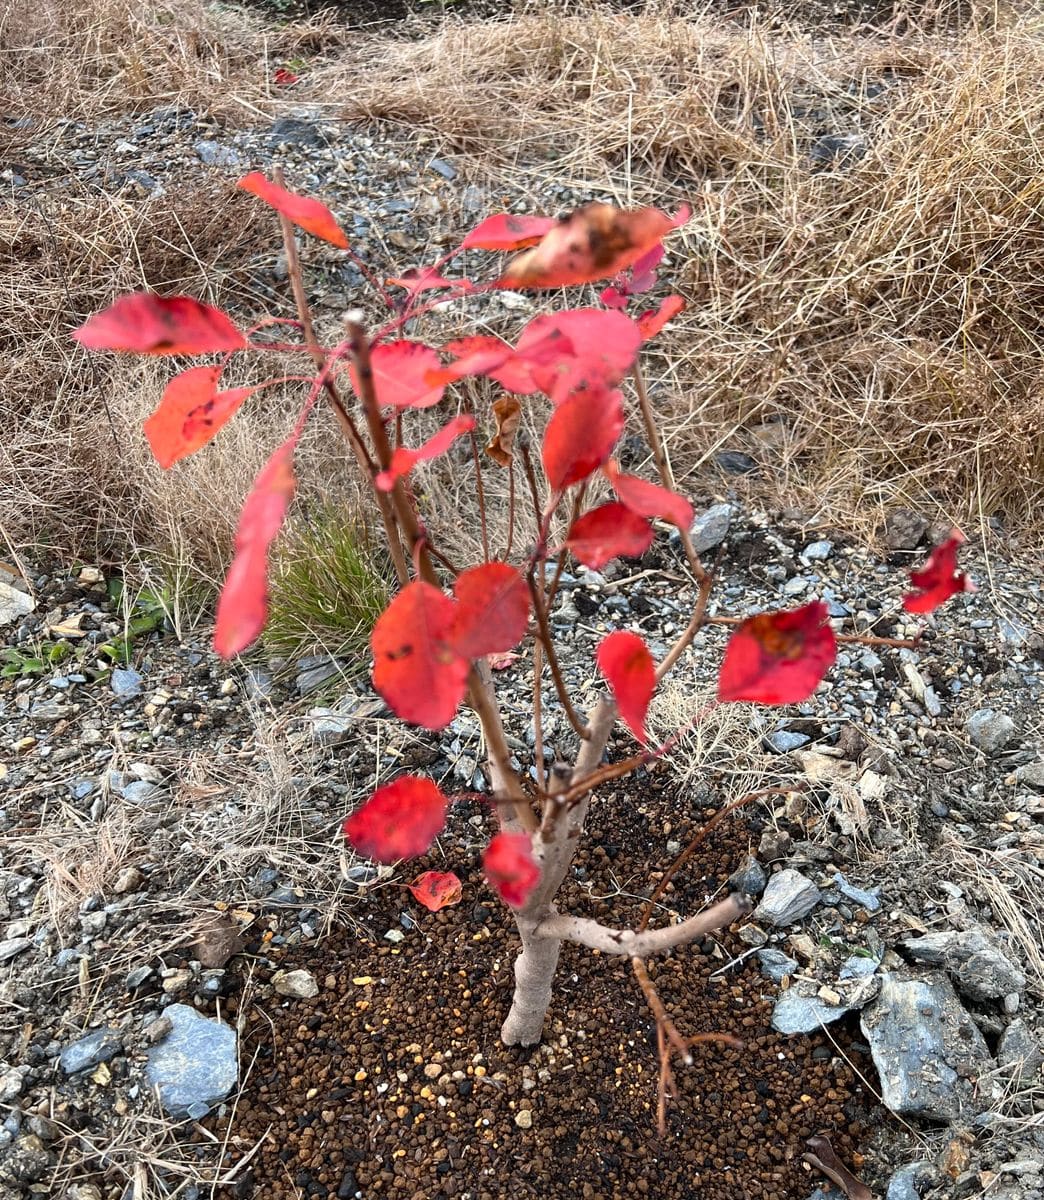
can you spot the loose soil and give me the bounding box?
[219,806,877,1200]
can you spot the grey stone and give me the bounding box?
[307,707,353,745]
[0,1133,52,1185]
[1016,761,1044,791]
[886,1161,935,1200]
[59,1027,122,1075]
[860,972,994,1121]
[0,1066,26,1103]
[0,579,36,625]
[428,157,457,180]
[689,504,735,553]
[965,708,1017,755]
[833,872,881,913]
[997,1018,1044,1075]
[110,666,143,698]
[272,969,319,999]
[839,954,879,980]
[268,117,328,148]
[295,655,341,695]
[765,730,811,753]
[120,780,164,805]
[126,965,153,990]
[810,132,867,167]
[145,1004,237,1118]
[757,948,798,983]
[801,540,834,561]
[771,988,851,1034]
[727,855,768,897]
[753,869,821,926]
[883,508,928,551]
[714,450,758,475]
[0,937,31,963]
[901,927,1026,1001]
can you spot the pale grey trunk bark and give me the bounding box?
[500,919,562,1045]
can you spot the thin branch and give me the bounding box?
[504,458,517,562]
[704,613,922,648]
[527,575,589,740]
[532,636,546,792]
[468,425,490,564]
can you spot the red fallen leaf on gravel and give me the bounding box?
[718,601,837,705]
[375,414,476,491]
[344,776,449,863]
[516,309,642,403]
[73,294,246,355]
[542,386,625,490]
[483,833,540,908]
[597,630,655,743]
[371,581,469,729]
[636,295,685,340]
[144,366,256,468]
[386,266,469,297]
[604,459,693,529]
[406,870,463,912]
[353,340,445,410]
[498,202,690,289]
[903,530,975,614]
[462,213,557,251]
[449,562,531,660]
[237,171,349,249]
[564,503,655,569]
[214,441,296,658]
[485,395,522,467]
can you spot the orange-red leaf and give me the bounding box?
[73,294,246,356]
[406,870,463,911]
[564,503,654,569]
[604,459,693,529]
[516,309,642,403]
[903,530,975,614]
[483,833,540,908]
[449,563,530,660]
[597,630,655,743]
[542,387,625,491]
[485,395,522,467]
[353,340,445,410]
[144,366,255,468]
[343,776,449,863]
[376,414,476,492]
[425,336,519,391]
[600,244,664,308]
[371,581,469,729]
[499,202,690,289]
[718,602,837,705]
[462,213,556,251]
[637,295,685,340]
[214,441,296,658]
[236,171,349,249]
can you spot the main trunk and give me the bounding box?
[500,921,562,1046]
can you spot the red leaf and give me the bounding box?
[462,213,557,251]
[376,414,476,491]
[637,295,685,340]
[449,563,530,659]
[73,294,246,356]
[236,171,349,249]
[718,602,837,705]
[371,581,469,729]
[599,284,629,309]
[597,630,655,743]
[273,67,299,86]
[406,870,463,912]
[483,833,540,908]
[564,503,655,569]
[542,387,625,490]
[344,776,449,863]
[604,459,693,529]
[213,441,296,658]
[903,530,975,614]
[144,366,255,468]
[600,245,665,309]
[353,340,445,410]
[425,336,518,390]
[499,202,690,289]
[517,309,641,402]
[386,266,468,297]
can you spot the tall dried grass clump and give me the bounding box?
[329,3,1044,544]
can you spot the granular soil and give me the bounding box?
[217,787,881,1199]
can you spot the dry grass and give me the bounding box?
[326,1,1044,548]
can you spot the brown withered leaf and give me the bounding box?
[191,911,248,969]
[485,395,521,467]
[803,1136,873,1200]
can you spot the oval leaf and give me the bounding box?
[449,563,531,660]
[517,309,641,403]
[542,387,625,491]
[499,202,690,289]
[344,776,449,863]
[597,630,655,743]
[903,530,975,614]
[564,503,654,570]
[406,870,463,912]
[604,459,693,529]
[637,295,685,341]
[145,366,255,469]
[462,213,556,251]
[237,171,349,249]
[353,340,445,410]
[718,601,837,705]
[376,414,476,492]
[483,833,540,908]
[214,441,296,659]
[73,294,246,356]
[371,581,469,730]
